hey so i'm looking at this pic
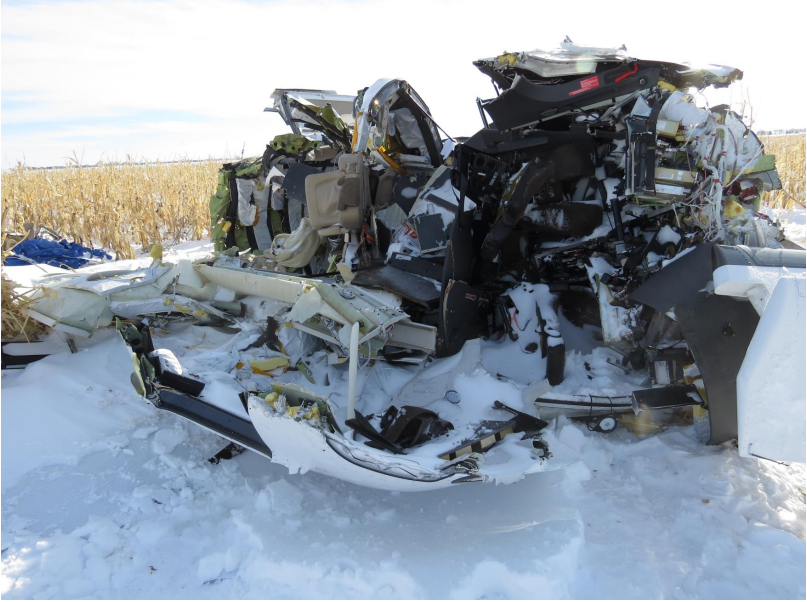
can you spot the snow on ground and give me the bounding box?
[763,205,806,248]
[2,336,804,598]
[1,239,805,598]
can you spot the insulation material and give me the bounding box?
[390,108,428,157]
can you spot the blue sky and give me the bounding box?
[2,0,804,168]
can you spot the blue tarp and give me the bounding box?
[4,239,112,270]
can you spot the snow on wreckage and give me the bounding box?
[9,40,806,490]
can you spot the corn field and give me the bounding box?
[1,139,804,259]
[760,134,806,210]
[1,159,223,259]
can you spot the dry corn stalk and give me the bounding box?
[1,159,224,259]
[1,234,46,342]
[760,134,806,210]
[1,273,46,342]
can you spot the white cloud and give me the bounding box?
[2,0,804,167]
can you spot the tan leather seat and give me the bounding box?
[305,154,370,234]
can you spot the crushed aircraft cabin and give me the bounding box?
[6,40,806,489]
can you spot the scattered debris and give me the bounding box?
[208,442,246,464]
[3,238,111,269]
[4,41,805,489]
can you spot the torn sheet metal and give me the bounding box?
[14,41,807,493]
[196,264,436,354]
[352,79,443,171]
[244,382,560,490]
[351,265,441,307]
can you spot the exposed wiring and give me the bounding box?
[724,145,764,190]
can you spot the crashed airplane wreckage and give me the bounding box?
[9,42,806,490]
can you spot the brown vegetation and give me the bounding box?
[1,159,222,259]
[760,134,806,210]
[0,138,803,260]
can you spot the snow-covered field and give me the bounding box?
[764,205,807,248]
[1,241,805,599]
